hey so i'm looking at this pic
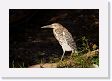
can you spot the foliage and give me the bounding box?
[57,52,98,68]
[57,36,99,68]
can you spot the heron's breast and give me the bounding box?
[61,42,72,51]
[53,29,63,40]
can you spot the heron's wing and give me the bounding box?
[63,28,76,50]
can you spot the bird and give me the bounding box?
[41,23,77,61]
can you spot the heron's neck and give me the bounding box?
[53,28,63,33]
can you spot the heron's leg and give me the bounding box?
[61,51,65,61]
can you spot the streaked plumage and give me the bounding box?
[41,23,77,61]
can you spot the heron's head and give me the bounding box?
[41,23,62,29]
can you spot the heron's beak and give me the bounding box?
[41,25,52,28]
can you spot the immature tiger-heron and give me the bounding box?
[41,23,77,61]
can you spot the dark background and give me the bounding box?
[9,9,99,68]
